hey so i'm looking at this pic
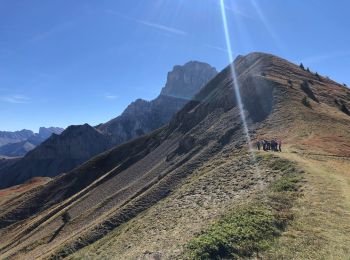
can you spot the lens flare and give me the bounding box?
[219,0,252,148]
[250,0,285,54]
[220,0,261,179]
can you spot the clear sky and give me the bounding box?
[1,0,349,131]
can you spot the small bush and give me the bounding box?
[302,96,311,108]
[306,67,310,73]
[62,212,71,224]
[301,81,319,102]
[315,72,322,81]
[299,63,305,70]
[186,204,280,259]
[185,158,302,260]
[343,83,347,87]
[270,174,301,192]
[268,158,295,173]
[341,104,350,116]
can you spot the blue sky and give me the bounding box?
[1,0,349,131]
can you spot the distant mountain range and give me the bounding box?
[0,61,217,188]
[0,130,34,147]
[0,127,64,157]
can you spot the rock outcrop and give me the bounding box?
[98,61,217,144]
[160,61,218,99]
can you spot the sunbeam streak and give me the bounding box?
[219,0,261,180]
[250,0,285,54]
[219,0,252,148]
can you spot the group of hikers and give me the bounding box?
[256,139,282,152]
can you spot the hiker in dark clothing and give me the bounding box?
[256,140,261,151]
[262,140,267,151]
[278,139,282,152]
[272,139,279,151]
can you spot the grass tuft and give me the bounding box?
[270,174,301,192]
[186,204,280,259]
[184,157,302,260]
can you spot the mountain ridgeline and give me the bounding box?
[0,53,349,259]
[0,61,217,188]
[0,127,64,157]
[0,129,34,147]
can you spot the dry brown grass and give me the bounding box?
[263,151,350,259]
[67,153,304,260]
[0,177,50,206]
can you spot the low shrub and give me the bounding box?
[302,96,311,108]
[185,158,302,260]
[186,204,279,259]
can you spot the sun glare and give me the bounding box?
[219,0,261,177]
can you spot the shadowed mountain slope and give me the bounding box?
[0,124,111,189]
[0,61,216,189]
[0,53,349,259]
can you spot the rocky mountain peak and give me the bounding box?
[160,61,217,99]
[38,127,64,139]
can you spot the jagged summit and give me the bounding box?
[160,61,217,99]
[98,60,217,144]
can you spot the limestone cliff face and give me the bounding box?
[160,61,217,99]
[98,61,217,144]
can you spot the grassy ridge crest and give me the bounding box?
[185,156,302,259]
